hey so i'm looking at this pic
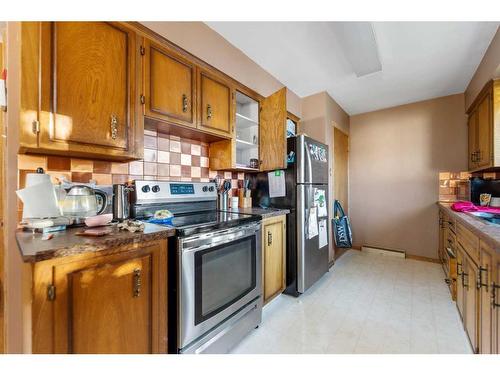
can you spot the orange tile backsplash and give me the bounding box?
[18,128,245,195]
[439,171,470,202]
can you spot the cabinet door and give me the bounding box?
[263,216,286,304]
[476,93,492,169]
[468,112,478,170]
[198,70,233,136]
[144,39,196,128]
[479,241,494,354]
[464,255,479,353]
[494,256,500,354]
[38,22,141,160]
[259,88,287,171]
[456,245,465,320]
[47,243,166,354]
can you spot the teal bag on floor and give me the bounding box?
[332,200,352,248]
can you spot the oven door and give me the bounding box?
[178,222,262,350]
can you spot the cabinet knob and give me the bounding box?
[182,94,188,113]
[207,104,212,120]
[110,115,118,140]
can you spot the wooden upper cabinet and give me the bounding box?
[198,70,233,137]
[260,88,287,171]
[468,111,478,171]
[466,79,499,172]
[20,22,143,161]
[32,242,167,354]
[143,39,196,128]
[476,92,492,168]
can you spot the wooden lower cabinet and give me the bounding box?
[463,251,479,353]
[262,215,286,305]
[479,241,495,354]
[31,240,167,353]
[456,244,465,320]
[494,256,500,354]
[439,208,500,354]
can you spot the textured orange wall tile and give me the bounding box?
[18,154,47,170]
[71,158,93,172]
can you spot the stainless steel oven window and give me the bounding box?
[194,236,257,325]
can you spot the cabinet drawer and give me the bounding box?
[456,223,480,265]
[442,213,456,233]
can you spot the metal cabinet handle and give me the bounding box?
[267,231,272,246]
[110,115,118,139]
[462,272,469,289]
[478,266,488,290]
[133,268,142,298]
[457,262,462,276]
[493,283,500,309]
[182,94,188,113]
[207,104,212,120]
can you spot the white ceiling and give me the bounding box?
[206,22,499,115]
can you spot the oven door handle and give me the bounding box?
[181,226,260,254]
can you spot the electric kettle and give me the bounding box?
[61,185,107,224]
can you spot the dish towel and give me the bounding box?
[451,201,500,214]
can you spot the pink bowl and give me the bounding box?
[85,213,113,227]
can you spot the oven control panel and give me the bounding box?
[133,180,217,204]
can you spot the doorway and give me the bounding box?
[333,127,349,261]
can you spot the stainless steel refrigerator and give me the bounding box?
[250,135,329,296]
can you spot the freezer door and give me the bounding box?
[297,184,329,293]
[297,135,329,184]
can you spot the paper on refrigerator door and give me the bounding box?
[307,207,318,239]
[318,219,328,249]
[268,170,285,198]
[314,189,327,217]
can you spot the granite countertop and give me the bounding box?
[16,223,176,263]
[223,207,290,219]
[438,202,500,252]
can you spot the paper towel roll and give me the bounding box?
[25,172,51,187]
[17,179,61,219]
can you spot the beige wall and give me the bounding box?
[300,91,350,262]
[140,22,302,117]
[349,93,467,259]
[465,28,500,110]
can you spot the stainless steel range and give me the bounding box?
[131,180,263,354]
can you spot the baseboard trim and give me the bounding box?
[361,245,405,258]
[406,254,440,264]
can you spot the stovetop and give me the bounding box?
[139,210,259,237]
[166,210,260,237]
[131,180,261,237]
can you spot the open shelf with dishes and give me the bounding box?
[235,91,260,169]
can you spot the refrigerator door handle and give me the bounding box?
[297,184,306,293]
[304,140,314,184]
